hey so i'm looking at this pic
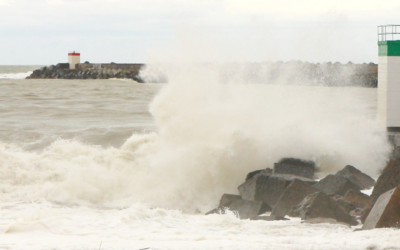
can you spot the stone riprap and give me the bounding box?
[291,192,357,226]
[336,165,376,190]
[271,179,319,218]
[313,174,362,196]
[27,61,378,87]
[273,158,316,179]
[238,173,316,207]
[26,63,144,82]
[205,155,400,230]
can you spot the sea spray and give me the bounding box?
[0,63,391,213]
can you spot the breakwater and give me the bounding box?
[26,61,378,87]
[27,63,144,82]
[215,61,378,87]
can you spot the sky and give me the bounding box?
[0,0,400,65]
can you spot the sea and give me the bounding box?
[0,65,399,250]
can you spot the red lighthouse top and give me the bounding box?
[68,51,80,56]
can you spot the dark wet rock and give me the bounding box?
[271,179,319,218]
[56,63,69,69]
[274,158,316,179]
[363,185,400,229]
[336,165,375,190]
[205,194,241,215]
[219,194,241,207]
[238,173,316,208]
[206,199,264,220]
[313,174,361,196]
[48,65,55,71]
[371,159,400,204]
[205,208,218,215]
[245,168,272,181]
[226,199,264,219]
[205,193,271,219]
[328,194,356,213]
[344,189,372,209]
[291,192,357,225]
[350,207,365,217]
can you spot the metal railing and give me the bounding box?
[378,25,400,42]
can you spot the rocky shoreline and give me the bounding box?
[206,152,400,229]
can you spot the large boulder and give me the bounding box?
[336,165,375,190]
[313,174,361,196]
[371,159,400,204]
[271,179,319,218]
[238,173,316,208]
[273,158,316,179]
[363,185,400,229]
[344,189,372,209]
[291,191,357,225]
[327,194,356,213]
[245,168,272,181]
[219,194,241,207]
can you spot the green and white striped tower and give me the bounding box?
[377,25,400,130]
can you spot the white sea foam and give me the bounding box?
[0,71,32,79]
[1,200,400,249]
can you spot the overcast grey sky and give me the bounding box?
[0,0,399,65]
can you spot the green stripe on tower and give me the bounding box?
[378,41,400,56]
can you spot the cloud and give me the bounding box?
[1,0,399,64]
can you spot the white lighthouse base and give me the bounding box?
[68,55,80,70]
[377,56,400,128]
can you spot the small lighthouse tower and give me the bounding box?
[377,25,400,130]
[68,51,80,69]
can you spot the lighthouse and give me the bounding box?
[377,25,400,130]
[68,51,80,69]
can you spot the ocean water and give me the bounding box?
[0,65,399,250]
[0,65,43,79]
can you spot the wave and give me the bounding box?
[0,64,391,213]
[0,71,32,79]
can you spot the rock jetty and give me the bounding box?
[26,63,144,82]
[206,155,400,230]
[26,61,378,87]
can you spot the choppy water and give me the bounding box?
[0,65,43,79]
[0,79,159,151]
[0,66,399,249]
